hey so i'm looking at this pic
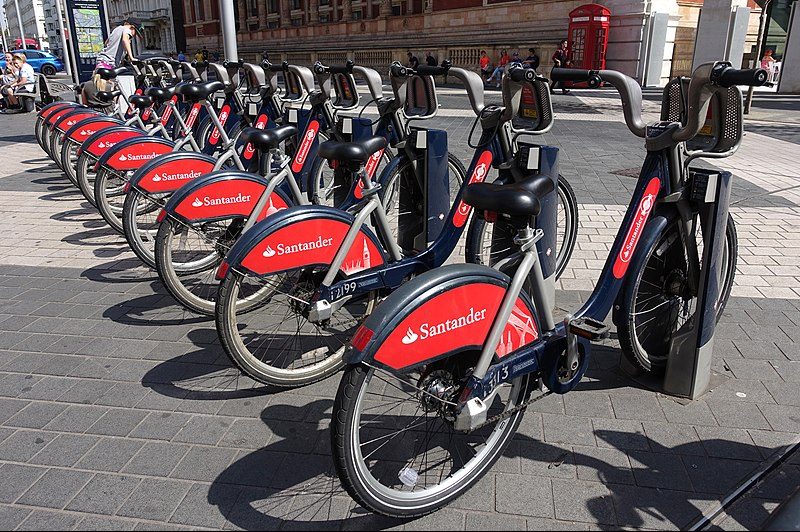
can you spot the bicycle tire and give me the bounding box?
[76,152,99,206]
[464,174,578,279]
[617,214,737,374]
[122,188,165,269]
[93,166,128,234]
[216,269,378,387]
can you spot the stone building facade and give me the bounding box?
[183,0,764,85]
[2,0,49,50]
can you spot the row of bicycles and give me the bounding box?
[35,54,766,517]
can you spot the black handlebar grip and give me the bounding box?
[549,67,601,88]
[415,62,451,76]
[714,66,769,88]
[390,63,408,78]
[328,60,354,74]
[223,59,244,68]
[262,60,286,72]
[508,66,537,83]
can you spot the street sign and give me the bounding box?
[64,0,108,82]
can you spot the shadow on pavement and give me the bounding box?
[207,396,783,530]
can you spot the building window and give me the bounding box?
[291,17,302,26]
[392,4,402,16]
[319,0,329,4]
[249,0,258,17]
[319,13,329,23]
[352,9,362,20]
[268,0,278,11]
[268,20,280,28]
[291,0,301,9]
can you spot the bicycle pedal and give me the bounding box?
[568,317,610,341]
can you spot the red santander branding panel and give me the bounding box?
[159,96,179,126]
[355,148,385,199]
[240,219,384,276]
[84,130,142,158]
[373,283,537,370]
[137,158,216,194]
[453,150,492,228]
[243,114,269,161]
[106,142,173,171]
[613,177,661,279]
[68,120,120,143]
[41,103,70,120]
[173,179,267,221]
[291,120,320,173]
[185,103,202,129]
[496,299,539,358]
[208,104,231,146]
[56,112,97,132]
[48,107,78,129]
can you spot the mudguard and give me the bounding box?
[162,170,292,225]
[345,264,541,372]
[64,116,126,146]
[220,205,387,279]
[96,136,175,172]
[77,126,144,158]
[45,105,88,130]
[39,101,79,121]
[50,108,102,133]
[129,152,218,194]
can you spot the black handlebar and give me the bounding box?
[192,60,209,67]
[507,65,537,83]
[549,68,602,88]
[712,65,768,88]
[390,63,409,78]
[261,60,287,72]
[415,60,451,76]
[313,59,355,75]
[223,59,244,68]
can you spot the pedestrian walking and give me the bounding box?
[550,39,571,94]
[82,17,144,109]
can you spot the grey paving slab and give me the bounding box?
[0,463,48,503]
[28,433,101,467]
[116,477,194,522]
[16,467,94,509]
[65,473,142,515]
[74,437,145,473]
[16,508,82,530]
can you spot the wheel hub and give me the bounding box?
[417,370,457,421]
[664,269,686,298]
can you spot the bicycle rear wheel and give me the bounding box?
[332,361,531,517]
[216,268,377,387]
[93,166,128,233]
[122,189,167,269]
[618,215,737,373]
[60,138,81,186]
[76,152,99,206]
[155,216,257,315]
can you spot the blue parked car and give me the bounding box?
[0,50,64,77]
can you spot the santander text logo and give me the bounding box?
[192,193,252,208]
[151,170,201,183]
[118,152,160,162]
[401,306,488,345]
[244,114,269,159]
[291,120,320,172]
[613,177,661,278]
[261,236,334,258]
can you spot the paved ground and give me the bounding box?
[0,88,798,531]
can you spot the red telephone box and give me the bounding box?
[568,4,611,71]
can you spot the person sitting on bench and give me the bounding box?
[1,54,35,113]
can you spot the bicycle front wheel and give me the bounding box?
[333,362,531,517]
[618,214,737,373]
[465,174,578,279]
